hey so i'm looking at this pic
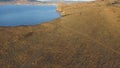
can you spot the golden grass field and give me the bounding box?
[0,1,120,68]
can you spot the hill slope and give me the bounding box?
[0,2,120,68]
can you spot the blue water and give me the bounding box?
[0,0,13,2]
[0,5,60,26]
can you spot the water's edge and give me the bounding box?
[0,5,61,27]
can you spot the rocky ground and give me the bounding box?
[0,1,120,68]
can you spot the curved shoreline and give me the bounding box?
[0,1,60,6]
[0,4,61,27]
[0,1,120,68]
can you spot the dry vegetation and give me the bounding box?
[0,1,120,68]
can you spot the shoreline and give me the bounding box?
[0,3,61,27]
[0,4,58,6]
[0,1,120,68]
[0,3,59,6]
[0,1,66,6]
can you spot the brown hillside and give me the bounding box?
[0,1,120,68]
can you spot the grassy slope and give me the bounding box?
[0,2,120,68]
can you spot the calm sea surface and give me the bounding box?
[0,5,60,26]
[0,0,13,2]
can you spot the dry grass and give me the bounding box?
[0,2,120,68]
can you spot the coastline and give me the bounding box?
[0,1,60,6]
[0,3,61,27]
[0,1,120,68]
